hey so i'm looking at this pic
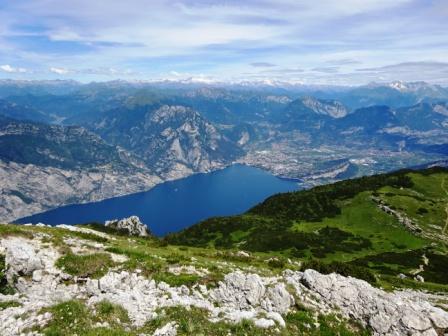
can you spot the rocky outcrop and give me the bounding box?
[285,269,448,336]
[1,230,447,335]
[84,269,292,329]
[105,215,150,236]
[2,239,44,282]
[372,196,421,234]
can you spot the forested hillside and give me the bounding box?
[167,167,448,289]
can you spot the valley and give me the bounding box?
[2,81,448,334]
[1,80,448,222]
[17,165,300,236]
[2,1,448,334]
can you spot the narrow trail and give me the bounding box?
[441,177,448,235]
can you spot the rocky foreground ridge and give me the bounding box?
[0,221,447,335]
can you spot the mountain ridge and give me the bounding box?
[0,117,161,222]
[1,80,448,222]
[166,166,448,289]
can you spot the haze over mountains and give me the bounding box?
[1,79,448,222]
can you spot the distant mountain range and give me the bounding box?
[0,79,447,221]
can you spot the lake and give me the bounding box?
[17,164,301,236]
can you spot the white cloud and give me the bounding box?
[47,66,137,77]
[0,0,447,84]
[354,62,448,84]
[0,64,27,73]
[80,67,137,76]
[49,67,70,75]
[251,62,277,68]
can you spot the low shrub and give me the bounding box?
[267,258,286,269]
[55,253,114,278]
[0,254,15,295]
[152,272,200,287]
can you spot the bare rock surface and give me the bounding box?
[0,159,161,223]
[152,321,178,336]
[1,230,447,336]
[105,215,150,236]
[284,269,448,336]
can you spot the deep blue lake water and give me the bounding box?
[17,164,301,236]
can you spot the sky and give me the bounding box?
[0,0,447,85]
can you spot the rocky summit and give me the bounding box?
[0,222,447,336]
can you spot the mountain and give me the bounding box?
[166,167,448,286]
[273,96,348,131]
[0,99,50,123]
[0,79,81,98]
[278,101,448,153]
[327,81,448,110]
[1,79,448,221]
[70,104,244,179]
[175,88,292,124]
[328,105,398,136]
[381,81,448,98]
[0,117,160,222]
[322,102,448,151]
[0,116,140,170]
[300,96,348,118]
[393,102,448,132]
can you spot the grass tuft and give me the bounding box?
[55,253,114,278]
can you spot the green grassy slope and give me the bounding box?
[0,224,371,335]
[166,167,448,287]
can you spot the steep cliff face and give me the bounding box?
[301,96,348,118]
[83,104,243,179]
[0,160,160,223]
[0,117,161,222]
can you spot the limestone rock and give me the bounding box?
[415,275,425,282]
[32,270,43,282]
[292,269,448,336]
[1,230,447,336]
[254,318,275,329]
[3,238,44,282]
[261,283,294,314]
[105,216,150,237]
[211,271,266,309]
[235,251,250,258]
[153,321,178,336]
